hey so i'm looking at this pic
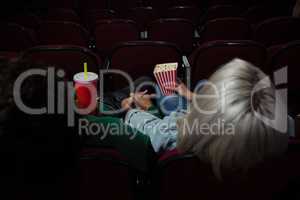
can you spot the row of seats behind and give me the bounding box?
[1,16,300,55]
[47,0,294,15]
[5,4,292,31]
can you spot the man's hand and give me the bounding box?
[121,96,134,111]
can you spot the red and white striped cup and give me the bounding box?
[154,63,177,96]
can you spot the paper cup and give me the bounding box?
[73,72,98,114]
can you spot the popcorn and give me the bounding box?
[153,63,178,96]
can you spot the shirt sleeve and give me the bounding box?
[125,109,178,153]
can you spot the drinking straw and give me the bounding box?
[84,62,88,80]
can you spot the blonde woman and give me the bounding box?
[123,58,289,179]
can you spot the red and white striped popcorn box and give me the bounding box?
[153,63,178,96]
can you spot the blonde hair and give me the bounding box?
[176,58,288,180]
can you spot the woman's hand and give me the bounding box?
[166,82,194,101]
[121,91,155,111]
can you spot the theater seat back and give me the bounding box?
[153,147,300,200]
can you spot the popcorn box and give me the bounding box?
[154,63,178,96]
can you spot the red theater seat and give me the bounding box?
[243,5,286,25]
[152,146,300,200]
[48,0,77,9]
[267,44,283,59]
[207,0,236,6]
[202,5,241,23]
[172,0,199,6]
[147,0,174,17]
[110,0,142,17]
[78,148,134,200]
[46,9,80,23]
[0,23,36,51]
[129,7,158,31]
[107,41,182,90]
[147,18,195,54]
[198,18,252,44]
[79,0,108,12]
[269,41,300,87]
[84,9,116,30]
[0,52,19,61]
[189,40,267,87]
[254,17,300,47]
[21,45,101,80]
[8,13,41,30]
[166,6,200,24]
[268,41,300,116]
[38,21,89,47]
[94,19,140,54]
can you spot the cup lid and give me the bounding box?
[73,72,98,83]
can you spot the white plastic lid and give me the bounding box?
[73,72,98,84]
